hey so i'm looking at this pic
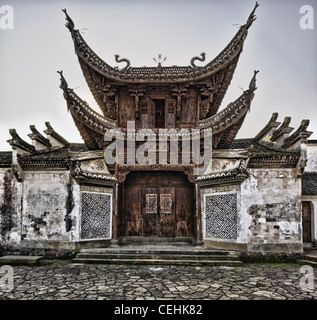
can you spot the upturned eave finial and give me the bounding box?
[246,2,259,29]
[249,70,259,92]
[62,8,75,31]
[57,70,68,91]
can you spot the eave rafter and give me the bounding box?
[199,70,258,148]
[58,70,117,150]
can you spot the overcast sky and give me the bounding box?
[0,0,316,151]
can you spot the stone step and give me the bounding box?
[297,259,317,268]
[74,247,241,266]
[78,248,235,256]
[302,254,317,263]
[72,257,243,267]
[0,255,43,266]
[75,252,241,261]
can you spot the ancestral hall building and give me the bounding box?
[0,3,316,256]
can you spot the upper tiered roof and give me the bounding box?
[63,3,258,83]
[62,2,259,124]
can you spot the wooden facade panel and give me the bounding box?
[181,96,196,124]
[142,187,158,236]
[140,98,150,128]
[159,187,175,237]
[175,187,194,237]
[119,93,135,126]
[165,99,176,128]
[124,186,142,236]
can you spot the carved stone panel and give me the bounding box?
[80,192,112,239]
[204,193,237,240]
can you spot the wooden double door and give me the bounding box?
[123,171,194,238]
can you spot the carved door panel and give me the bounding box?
[142,187,159,236]
[165,99,176,128]
[159,187,175,237]
[302,201,312,243]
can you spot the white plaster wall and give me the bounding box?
[69,180,81,242]
[306,144,317,172]
[22,171,73,242]
[240,168,302,246]
[0,169,6,246]
[0,170,5,211]
[0,168,23,249]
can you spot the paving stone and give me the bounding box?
[0,262,315,300]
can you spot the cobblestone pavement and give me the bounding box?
[0,261,316,300]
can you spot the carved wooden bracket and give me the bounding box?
[171,85,187,122]
[128,86,146,120]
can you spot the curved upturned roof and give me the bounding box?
[63,3,258,84]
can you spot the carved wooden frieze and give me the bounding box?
[128,85,146,120]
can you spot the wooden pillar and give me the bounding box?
[195,183,203,244]
[112,183,119,241]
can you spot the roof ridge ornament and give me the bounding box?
[57,70,68,90]
[62,8,75,31]
[153,54,167,67]
[248,70,259,92]
[190,52,206,68]
[114,54,131,72]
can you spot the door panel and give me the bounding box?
[142,187,158,236]
[159,187,175,237]
[124,186,142,236]
[176,187,194,237]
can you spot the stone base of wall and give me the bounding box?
[18,239,111,258]
[203,239,247,251]
[240,252,304,263]
[204,239,303,256]
[247,242,303,253]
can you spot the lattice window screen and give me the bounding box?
[204,193,237,239]
[80,192,112,240]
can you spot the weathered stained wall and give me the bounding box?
[240,168,302,252]
[306,143,317,172]
[0,168,22,250]
[201,164,302,253]
[21,171,80,244]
